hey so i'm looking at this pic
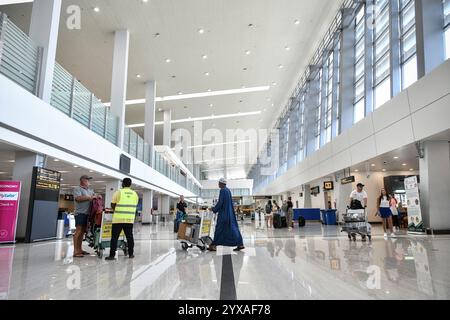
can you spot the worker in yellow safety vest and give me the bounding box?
[106,178,139,260]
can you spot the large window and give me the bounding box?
[400,0,417,89]
[324,52,333,143]
[374,0,391,109]
[315,68,323,150]
[445,0,450,59]
[354,5,366,123]
[297,93,306,161]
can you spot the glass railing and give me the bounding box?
[0,14,199,196]
[0,13,40,94]
[51,62,119,145]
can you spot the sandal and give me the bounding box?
[73,254,84,258]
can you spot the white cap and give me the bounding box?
[219,177,227,185]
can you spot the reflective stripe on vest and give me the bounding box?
[112,188,138,224]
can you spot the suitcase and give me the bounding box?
[281,216,287,228]
[273,213,282,228]
[298,216,306,227]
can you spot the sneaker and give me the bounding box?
[129,255,135,259]
[105,256,115,261]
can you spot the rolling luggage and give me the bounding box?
[298,216,306,227]
[273,213,282,228]
[281,216,287,228]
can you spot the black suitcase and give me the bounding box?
[281,216,287,228]
[273,213,282,228]
[298,216,306,227]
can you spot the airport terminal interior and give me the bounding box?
[0,0,449,300]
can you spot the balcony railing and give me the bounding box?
[0,13,41,95]
[0,13,200,196]
[51,62,119,145]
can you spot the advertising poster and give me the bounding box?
[404,176,425,233]
[0,181,21,244]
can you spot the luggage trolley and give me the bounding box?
[341,209,372,242]
[87,210,128,258]
[179,211,214,251]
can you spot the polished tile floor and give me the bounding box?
[1,219,449,300]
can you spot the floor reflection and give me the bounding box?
[1,221,449,300]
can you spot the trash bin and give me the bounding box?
[56,212,65,239]
[322,210,337,225]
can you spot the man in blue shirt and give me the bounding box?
[208,178,245,252]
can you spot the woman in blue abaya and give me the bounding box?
[208,178,245,252]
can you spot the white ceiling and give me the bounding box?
[1,0,344,179]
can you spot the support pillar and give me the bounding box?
[105,180,121,209]
[109,29,130,149]
[28,0,62,102]
[144,81,156,166]
[12,152,46,240]
[163,109,172,147]
[419,141,450,232]
[141,190,154,224]
[303,184,312,208]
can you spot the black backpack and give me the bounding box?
[298,216,306,227]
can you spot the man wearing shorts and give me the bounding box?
[73,175,96,258]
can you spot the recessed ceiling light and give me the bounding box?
[285,46,290,51]
[294,19,300,25]
[245,50,251,55]
[402,163,407,166]
[204,72,210,76]
[165,58,171,63]
[73,165,79,168]
[410,168,414,171]
[89,170,94,173]
[207,89,212,92]
[272,82,277,86]
[54,159,60,162]
[371,164,376,167]
[136,74,141,78]
[241,85,246,89]
[355,169,359,172]
[102,174,106,177]
[93,7,100,12]
[198,28,205,34]
[202,55,208,59]
[278,64,284,69]
[382,169,387,172]
[209,104,213,107]
[394,156,399,159]
[178,92,183,95]
[142,0,149,3]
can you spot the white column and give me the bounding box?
[303,184,312,208]
[12,152,46,240]
[110,29,130,149]
[419,141,450,232]
[163,109,172,147]
[141,190,154,224]
[144,81,156,166]
[28,0,62,102]
[415,0,446,78]
[105,180,121,209]
[160,194,170,215]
